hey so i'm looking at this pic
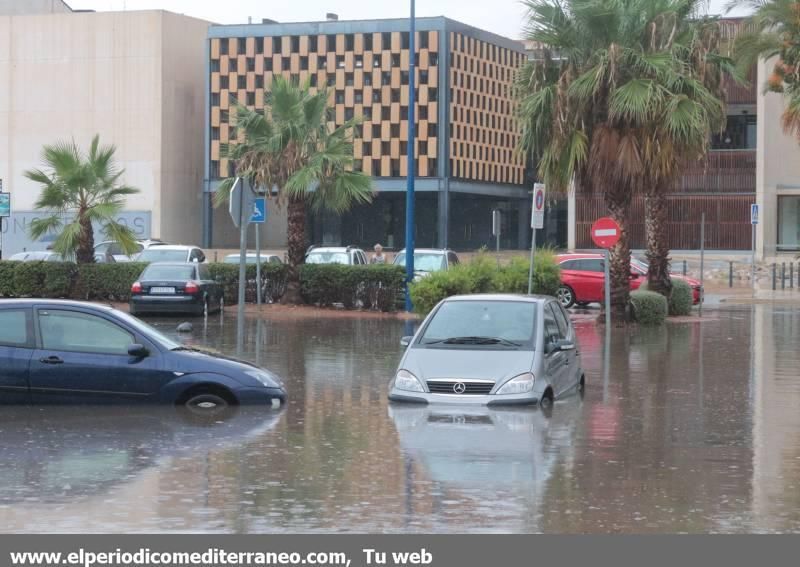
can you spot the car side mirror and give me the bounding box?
[128,344,149,358]
[556,339,575,351]
[400,336,413,347]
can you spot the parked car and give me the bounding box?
[94,239,167,262]
[0,299,286,411]
[138,245,206,264]
[130,262,224,316]
[393,248,459,278]
[388,294,584,408]
[555,253,702,308]
[6,251,68,262]
[305,245,368,265]
[223,252,283,265]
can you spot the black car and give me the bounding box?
[0,299,287,411]
[130,262,223,316]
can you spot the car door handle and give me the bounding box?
[39,356,64,365]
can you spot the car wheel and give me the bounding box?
[557,285,576,309]
[183,392,231,415]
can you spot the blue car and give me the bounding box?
[0,299,287,412]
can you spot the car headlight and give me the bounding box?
[495,373,535,395]
[393,369,424,392]
[245,369,283,389]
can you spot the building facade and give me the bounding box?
[204,17,538,251]
[0,4,209,257]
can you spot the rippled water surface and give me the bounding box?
[1,304,799,533]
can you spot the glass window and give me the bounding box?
[580,259,605,272]
[420,301,537,346]
[560,259,578,270]
[139,249,189,263]
[543,307,560,350]
[778,195,800,251]
[393,252,446,272]
[141,265,195,280]
[306,251,349,264]
[0,309,32,348]
[39,310,134,355]
[711,114,757,150]
[549,303,569,339]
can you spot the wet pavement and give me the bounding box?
[1,304,799,533]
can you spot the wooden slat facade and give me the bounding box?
[673,150,756,193]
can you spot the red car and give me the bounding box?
[555,253,702,308]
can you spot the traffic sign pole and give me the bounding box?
[604,249,611,329]
[591,217,621,326]
[751,203,758,295]
[528,184,546,294]
[256,223,262,306]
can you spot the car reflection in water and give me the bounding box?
[389,402,581,521]
[0,405,283,505]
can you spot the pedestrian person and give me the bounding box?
[370,243,387,264]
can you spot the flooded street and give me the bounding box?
[1,304,799,533]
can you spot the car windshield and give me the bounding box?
[306,251,349,264]
[419,301,537,348]
[113,311,181,351]
[394,252,446,272]
[141,265,195,280]
[140,249,189,262]
[631,258,649,274]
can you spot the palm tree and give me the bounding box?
[24,135,140,264]
[731,0,800,140]
[216,76,373,304]
[516,0,728,316]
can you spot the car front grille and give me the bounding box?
[426,380,494,395]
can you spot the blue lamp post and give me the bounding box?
[404,0,416,312]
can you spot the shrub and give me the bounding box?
[409,251,561,315]
[0,262,16,297]
[639,278,693,317]
[300,264,404,310]
[630,290,668,326]
[76,262,148,301]
[12,261,48,297]
[43,262,78,298]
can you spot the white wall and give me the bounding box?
[0,0,71,15]
[756,57,800,259]
[0,10,209,254]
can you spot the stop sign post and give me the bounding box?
[590,217,620,326]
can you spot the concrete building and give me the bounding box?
[204,17,533,251]
[0,2,210,257]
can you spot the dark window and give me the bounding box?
[419,106,428,120]
[211,93,220,106]
[429,122,437,137]
[221,109,229,123]
[382,32,391,49]
[220,75,229,89]
[291,36,300,51]
[355,56,363,68]
[211,161,220,179]
[309,35,318,51]
[327,75,336,87]
[373,56,381,68]
[429,87,437,102]
[430,52,438,66]
[345,108,354,121]
[401,32,410,49]
[255,37,264,54]
[238,75,246,89]
[428,158,437,177]
[336,55,345,68]
[265,58,273,72]
[355,91,363,104]
[246,92,255,105]
[400,141,408,154]
[0,309,32,348]
[420,31,429,49]
[345,34,354,50]
[382,141,390,155]
[364,73,373,86]
[712,114,757,149]
[345,72,354,86]
[238,37,246,54]
[211,59,220,72]
[318,55,327,69]
[382,72,391,85]
[364,34,373,50]
[372,90,381,103]
[39,310,134,356]
[420,70,428,83]
[401,106,408,120]
[391,88,400,103]
[419,140,428,155]
[272,36,281,53]
[310,74,318,87]
[381,106,391,120]
[212,127,220,141]
[247,58,255,72]
[220,40,228,55]
[300,56,308,70]
[335,90,345,104]
[391,159,401,177]
[391,124,400,137]
[401,71,409,85]
[373,124,381,138]
[327,35,336,51]
[229,58,238,72]
[364,107,373,119]
[391,54,400,67]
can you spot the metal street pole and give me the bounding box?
[699,212,705,318]
[256,223,262,305]
[604,249,611,328]
[527,228,536,294]
[237,179,247,320]
[404,0,416,312]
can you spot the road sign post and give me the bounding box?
[751,203,758,294]
[528,184,546,294]
[591,217,621,327]
[492,209,501,265]
[251,197,266,306]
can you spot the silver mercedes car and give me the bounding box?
[388,294,585,408]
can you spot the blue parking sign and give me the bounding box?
[251,197,266,224]
[751,203,759,225]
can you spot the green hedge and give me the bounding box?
[301,264,405,311]
[0,260,403,311]
[630,290,668,326]
[639,278,694,317]
[408,251,561,315]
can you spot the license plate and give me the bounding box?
[150,287,175,294]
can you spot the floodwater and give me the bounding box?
[1,304,799,533]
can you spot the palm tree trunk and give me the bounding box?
[281,197,307,304]
[645,187,672,297]
[605,196,632,322]
[76,209,95,264]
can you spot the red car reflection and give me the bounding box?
[555,253,702,308]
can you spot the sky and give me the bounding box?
[67,0,747,41]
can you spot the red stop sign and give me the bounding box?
[591,217,621,249]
